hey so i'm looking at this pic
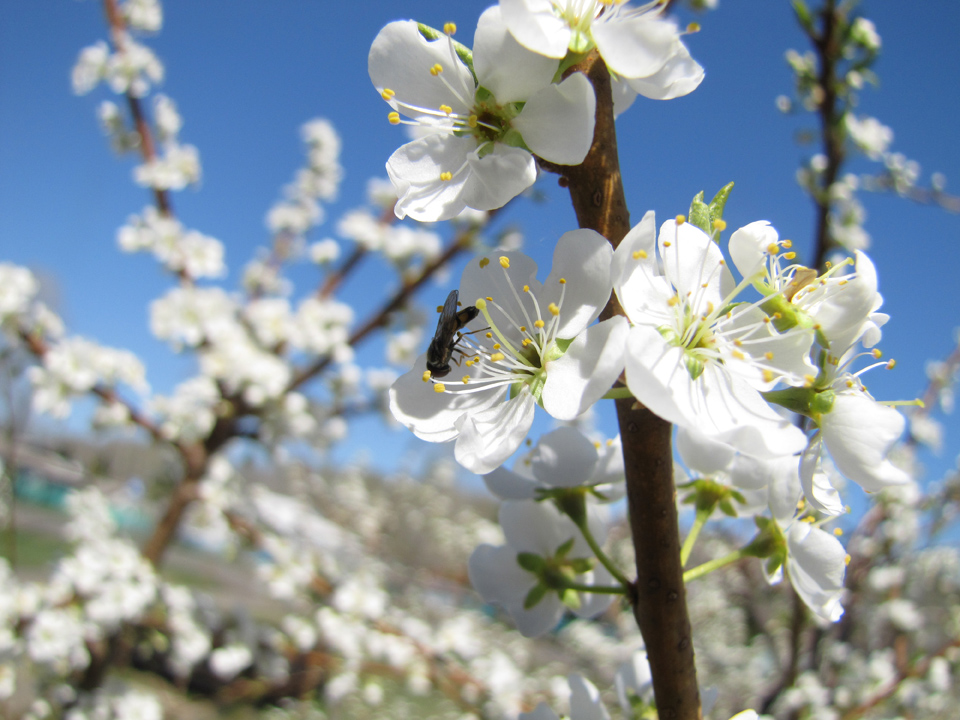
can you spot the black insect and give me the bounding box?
[426,290,480,378]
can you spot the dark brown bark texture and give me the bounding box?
[544,51,702,720]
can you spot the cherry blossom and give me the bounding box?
[614,212,813,456]
[469,500,614,637]
[369,7,596,221]
[499,0,703,108]
[390,229,627,473]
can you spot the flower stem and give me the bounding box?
[564,581,627,595]
[680,507,711,568]
[683,547,750,583]
[576,516,632,588]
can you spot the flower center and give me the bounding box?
[423,257,568,400]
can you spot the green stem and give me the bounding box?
[576,515,632,588]
[683,547,751,583]
[680,506,712,568]
[564,581,627,595]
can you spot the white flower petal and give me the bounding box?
[499,0,572,59]
[513,72,596,165]
[728,220,778,282]
[625,326,806,456]
[544,228,613,338]
[484,466,539,499]
[369,20,473,120]
[569,673,611,720]
[455,388,536,473]
[677,426,737,477]
[530,426,599,489]
[387,134,474,221]
[786,522,846,622]
[474,6,557,103]
[389,354,503,442]
[461,143,538,213]
[542,316,628,420]
[820,393,910,492]
[799,438,846,516]
[625,41,704,100]
[658,219,734,314]
[591,13,677,80]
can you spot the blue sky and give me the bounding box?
[1,2,959,508]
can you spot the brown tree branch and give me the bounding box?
[543,50,701,720]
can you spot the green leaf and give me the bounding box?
[517,552,546,573]
[791,0,815,34]
[554,536,575,559]
[708,181,735,221]
[688,193,712,236]
[524,583,548,609]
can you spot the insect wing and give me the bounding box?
[435,289,461,340]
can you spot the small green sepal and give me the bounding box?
[524,583,548,609]
[517,552,546,573]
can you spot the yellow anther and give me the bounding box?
[492,343,501,350]
[663,240,672,247]
[782,239,793,248]
[719,259,726,265]
[439,104,453,115]
[486,296,492,301]
[764,351,774,360]
[762,369,775,383]
[687,22,701,33]
[675,214,686,225]
[462,376,470,384]
[784,251,797,260]
[444,22,457,35]
[519,325,527,332]
[479,257,490,268]
[667,296,679,307]
[833,528,843,536]
[422,370,432,382]
[465,359,474,366]
[762,316,771,324]
[802,515,816,524]
[468,115,478,127]
[845,554,852,566]
[440,171,453,182]
[767,243,780,255]
[433,383,446,393]
[886,359,896,369]
[838,279,848,286]
[485,331,493,338]
[734,339,743,347]
[593,440,601,449]
[713,218,727,231]
[632,249,648,260]
[845,379,855,388]
[606,439,614,446]
[522,338,532,347]
[871,348,882,359]
[825,260,832,269]
[381,88,396,101]
[490,352,505,362]
[803,374,816,386]
[732,350,746,360]
[499,256,510,269]
[773,312,782,319]
[534,319,545,329]
[430,63,444,76]
[558,278,566,284]
[548,302,560,316]
[388,112,401,125]
[475,298,487,310]
[523,284,530,292]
